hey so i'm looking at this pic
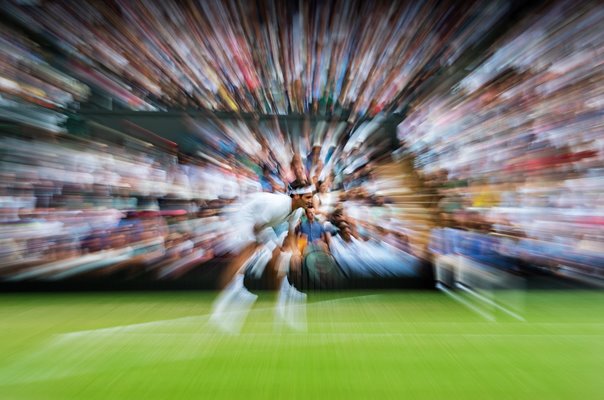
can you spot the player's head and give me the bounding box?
[288,179,314,210]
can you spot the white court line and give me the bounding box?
[61,293,381,338]
[436,283,495,321]
[54,291,603,340]
[455,282,525,321]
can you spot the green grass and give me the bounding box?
[0,290,602,399]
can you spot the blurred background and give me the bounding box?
[0,0,604,294]
[0,0,602,291]
[1,1,604,399]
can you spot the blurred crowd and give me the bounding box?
[399,1,604,283]
[0,117,420,282]
[1,0,510,118]
[0,0,603,286]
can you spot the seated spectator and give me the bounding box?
[313,180,337,220]
[298,207,330,251]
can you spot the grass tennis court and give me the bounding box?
[0,290,602,399]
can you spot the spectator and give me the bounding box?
[298,207,331,250]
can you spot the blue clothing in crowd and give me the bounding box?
[299,219,325,243]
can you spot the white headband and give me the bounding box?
[288,185,315,195]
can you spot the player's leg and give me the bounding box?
[217,242,258,289]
